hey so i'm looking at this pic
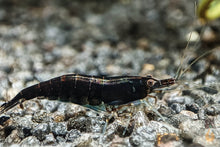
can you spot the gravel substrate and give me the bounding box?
[0,0,220,146]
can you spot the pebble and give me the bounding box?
[214,115,220,128]
[40,100,59,113]
[67,116,92,132]
[31,123,50,141]
[19,136,40,146]
[186,103,200,113]
[49,122,67,137]
[198,109,206,120]
[31,110,51,123]
[0,116,10,126]
[170,103,185,114]
[137,38,149,50]
[168,113,193,128]
[56,136,66,143]
[179,110,198,120]
[179,119,205,140]
[64,104,86,120]
[206,104,220,116]
[199,86,218,95]
[65,129,81,142]
[14,115,33,139]
[42,133,57,145]
[166,95,193,105]
[4,130,21,145]
[129,126,156,147]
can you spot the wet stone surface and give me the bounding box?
[0,0,220,146]
[49,122,67,137]
[31,123,50,141]
[65,129,81,142]
[19,136,40,146]
[42,133,57,145]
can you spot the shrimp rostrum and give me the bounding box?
[0,74,175,114]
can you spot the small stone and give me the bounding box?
[31,123,50,141]
[199,86,218,95]
[64,104,86,120]
[148,121,179,135]
[56,136,66,143]
[42,133,57,145]
[110,135,129,146]
[23,100,41,115]
[211,93,220,104]
[170,103,185,114]
[167,96,189,105]
[179,119,205,140]
[66,129,81,142]
[20,136,40,146]
[106,65,121,75]
[186,103,199,113]
[137,38,149,50]
[179,110,198,120]
[168,113,191,128]
[129,126,156,147]
[13,115,33,139]
[67,116,92,132]
[53,114,65,122]
[206,104,220,116]
[90,116,105,134]
[142,64,155,73]
[185,31,200,42]
[117,42,128,51]
[214,115,220,128]
[0,116,10,126]
[49,122,67,137]
[4,130,21,145]
[32,110,51,123]
[202,27,217,42]
[56,102,68,113]
[74,133,99,147]
[40,99,59,112]
[182,90,210,107]
[198,109,206,120]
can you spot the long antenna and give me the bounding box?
[175,31,192,80]
[175,1,213,81]
[178,48,215,80]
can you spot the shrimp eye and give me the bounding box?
[147,79,155,87]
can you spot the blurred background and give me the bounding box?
[0,0,219,98]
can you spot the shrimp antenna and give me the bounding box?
[175,1,198,81]
[175,31,192,80]
[178,48,215,80]
[175,2,214,81]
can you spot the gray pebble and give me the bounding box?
[19,136,40,146]
[4,130,21,145]
[67,116,92,133]
[179,119,205,140]
[66,129,81,142]
[49,122,67,137]
[206,104,220,116]
[170,103,185,114]
[31,123,50,141]
[32,110,51,123]
[42,133,57,145]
